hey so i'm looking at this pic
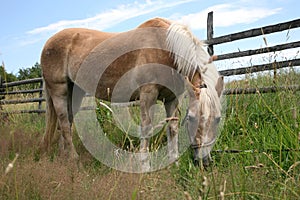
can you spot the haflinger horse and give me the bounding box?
[40,17,223,169]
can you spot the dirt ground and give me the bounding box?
[0,125,185,200]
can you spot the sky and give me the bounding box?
[1,0,300,76]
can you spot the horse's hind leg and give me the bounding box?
[68,83,85,123]
[56,83,85,158]
[164,99,179,163]
[57,83,85,154]
[49,82,78,160]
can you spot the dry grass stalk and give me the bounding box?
[184,191,192,200]
[220,180,227,200]
[5,153,19,175]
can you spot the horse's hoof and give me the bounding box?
[37,141,49,158]
[139,153,151,172]
[70,150,79,161]
[141,162,151,172]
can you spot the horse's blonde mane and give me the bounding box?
[166,21,222,116]
[200,63,222,117]
[166,22,210,77]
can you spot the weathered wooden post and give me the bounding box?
[0,75,2,90]
[0,75,4,110]
[207,11,214,56]
[38,79,43,112]
[0,75,4,96]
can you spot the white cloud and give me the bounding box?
[176,3,282,30]
[23,0,282,48]
[27,0,195,35]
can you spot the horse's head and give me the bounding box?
[165,21,224,167]
[185,66,224,167]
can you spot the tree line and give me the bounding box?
[0,62,41,83]
[0,63,42,92]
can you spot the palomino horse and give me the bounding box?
[40,17,223,169]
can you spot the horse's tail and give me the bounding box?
[41,80,58,152]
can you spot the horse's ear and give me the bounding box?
[191,71,201,87]
[185,77,199,98]
[185,71,202,99]
[215,75,224,97]
[208,55,218,63]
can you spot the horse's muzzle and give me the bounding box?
[193,148,212,168]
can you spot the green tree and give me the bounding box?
[0,65,17,83]
[17,62,41,80]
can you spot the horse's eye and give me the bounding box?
[187,115,197,122]
[215,117,221,124]
[198,83,207,89]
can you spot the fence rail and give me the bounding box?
[205,18,300,46]
[1,79,299,113]
[1,12,300,114]
[0,88,42,96]
[0,77,44,113]
[224,85,300,95]
[0,97,44,105]
[219,58,300,76]
[216,41,300,61]
[1,77,42,88]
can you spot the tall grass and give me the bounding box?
[1,65,299,199]
[77,67,300,199]
[171,68,300,199]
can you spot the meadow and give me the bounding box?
[0,68,299,199]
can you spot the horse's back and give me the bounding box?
[41,28,115,82]
[41,18,175,99]
[137,17,171,29]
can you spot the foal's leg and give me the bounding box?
[164,99,179,163]
[50,83,78,160]
[139,85,159,170]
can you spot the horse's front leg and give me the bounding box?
[164,99,179,164]
[139,85,159,171]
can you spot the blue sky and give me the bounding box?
[1,0,300,74]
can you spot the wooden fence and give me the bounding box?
[0,12,300,114]
[0,78,44,113]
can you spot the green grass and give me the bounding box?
[1,69,299,199]
[171,68,300,199]
[81,68,300,199]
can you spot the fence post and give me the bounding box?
[0,75,2,89]
[0,75,3,110]
[207,11,214,56]
[0,75,4,96]
[38,79,43,111]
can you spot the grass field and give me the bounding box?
[0,69,299,199]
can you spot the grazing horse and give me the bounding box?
[40,17,223,169]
